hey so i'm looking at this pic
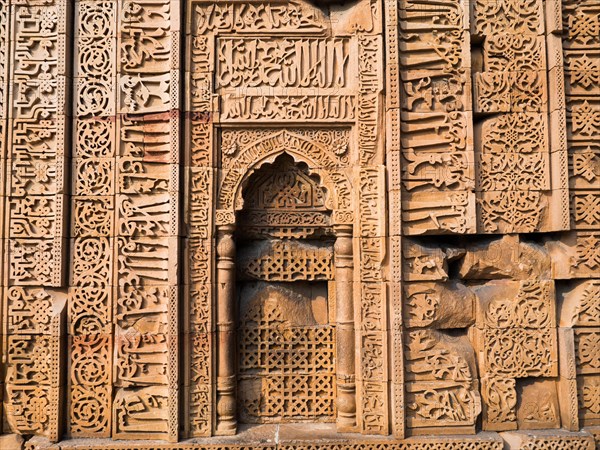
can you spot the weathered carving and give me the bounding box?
[404,330,481,433]
[403,282,475,329]
[69,0,117,437]
[399,0,475,237]
[217,38,350,90]
[512,379,562,430]
[2,0,70,441]
[468,239,559,432]
[472,0,570,234]
[110,0,181,441]
[239,241,333,282]
[0,0,597,446]
[238,287,335,423]
[219,129,352,213]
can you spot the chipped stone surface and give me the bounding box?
[0,433,25,450]
[500,430,595,450]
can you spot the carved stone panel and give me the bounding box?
[0,0,599,448]
[237,283,335,423]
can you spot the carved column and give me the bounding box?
[216,225,237,435]
[335,224,357,431]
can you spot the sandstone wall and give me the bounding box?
[0,0,597,448]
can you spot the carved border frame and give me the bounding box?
[187,0,389,436]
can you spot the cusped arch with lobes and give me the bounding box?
[218,129,354,219]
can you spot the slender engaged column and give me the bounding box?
[334,225,357,431]
[215,225,237,435]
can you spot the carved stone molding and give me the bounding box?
[0,0,597,446]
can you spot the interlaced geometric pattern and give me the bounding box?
[240,240,333,282]
[238,301,335,422]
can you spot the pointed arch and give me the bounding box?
[217,130,353,219]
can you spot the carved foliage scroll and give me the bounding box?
[218,128,352,215]
[561,0,600,428]
[475,276,559,431]
[69,0,117,437]
[404,330,481,431]
[473,0,568,234]
[560,280,600,427]
[0,0,597,444]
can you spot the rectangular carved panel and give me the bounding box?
[398,0,476,235]
[68,0,117,437]
[2,0,71,441]
[473,0,569,234]
[112,0,180,441]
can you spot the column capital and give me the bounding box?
[334,223,353,237]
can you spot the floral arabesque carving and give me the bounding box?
[218,129,353,218]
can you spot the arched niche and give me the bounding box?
[236,153,336,423]
[213,152,357,434]
[237,153,334,240]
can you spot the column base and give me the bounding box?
[336,418,358,433]
[215,420,237,436]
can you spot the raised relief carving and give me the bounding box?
[472,0,568,235]
[69,1,117,437]
[219,128,352,214]
[238,286,335,423]
[188,2,386,433]
[3,0,69,441]
[404,330,481,434]
[399,0,475,236]
[468,238,559,432]
[563,0,600,271]
[0,0,597,447]
[403,282,475,329]
[231,150,345,429]
[217,38,355,122]
[111,0,180,441]
[217,38,350,89]
[239,241,333,282]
